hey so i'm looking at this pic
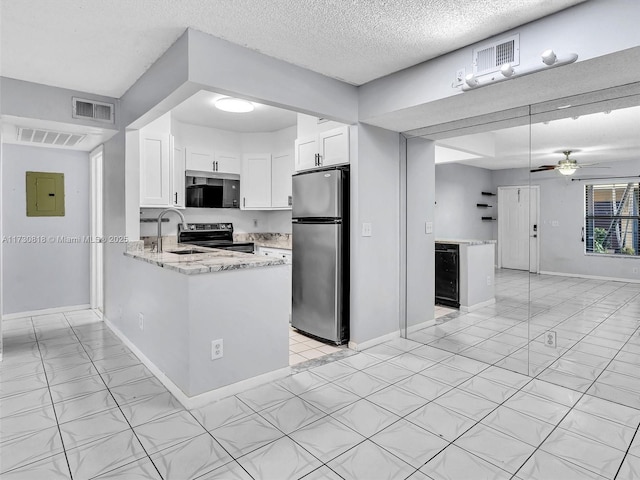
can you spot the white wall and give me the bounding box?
[435,163,495,240]
[406,137,436,328]
[492,158,640,281]
[1,144,90,314]
[349,124,401,346]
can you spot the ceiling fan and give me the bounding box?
[530,150,607,176]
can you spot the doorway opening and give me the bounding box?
[90,145,104,314]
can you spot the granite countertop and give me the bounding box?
[435,239,497,246]
[234,233,292,250]
[124,244,287,275]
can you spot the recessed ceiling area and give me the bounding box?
[435,104,640,171]
[170,91,297,133]
[0,0,585,98]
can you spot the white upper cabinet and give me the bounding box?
[215,152,241,174]
[241,153,272,209]
[172,141,186,209]
[294,125,350,172]
[185,148,214,172]
[140,132,171,207]
[271,151,293,208]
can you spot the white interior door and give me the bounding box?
[498,186,539,273]
[90,146,104,313]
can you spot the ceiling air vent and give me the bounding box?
[72,97,115,123]
[17,127,86,147]
[473,34,520,76]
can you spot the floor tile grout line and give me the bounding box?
[613,422,640,480]
[30,315,76,480]
[65,313,166,480]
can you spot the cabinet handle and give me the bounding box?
[288,195,292,206]
[215,161,219,171]
[174,192,178,204]
[243,197,246,207]
[212,161,215,171]
[317,154,322,166]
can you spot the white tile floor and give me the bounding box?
[0,272,639,479]
[289,328,344,366]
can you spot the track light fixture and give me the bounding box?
[460,49,578,91]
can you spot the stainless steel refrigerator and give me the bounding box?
[291,167,349,344]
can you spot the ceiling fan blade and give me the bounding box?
[530,165,557,172]
[577,165,611,168]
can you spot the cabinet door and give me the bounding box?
[185,148,214,172]
[140,132,170,206]
[242,153,272,209]
[215,152,241,174]
[172,141,186,209]
[319,125,350,167]
[271,151,294,208]
[294,135,318,172]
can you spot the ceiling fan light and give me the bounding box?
[558,167,577,175]
[215,97,254,113]
[541,49,557,66]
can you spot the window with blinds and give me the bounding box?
[585,183,639,256]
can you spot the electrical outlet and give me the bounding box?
[544,331,557,348]
[138,313,144,331]
[211,339,223,360]
[362,223,372,237]
[486,276,492,286]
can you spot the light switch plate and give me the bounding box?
[425,222,433,234]
[362,223,372,237]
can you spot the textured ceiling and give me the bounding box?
[0,0,585,98]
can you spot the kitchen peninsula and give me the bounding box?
[119,244,290,408]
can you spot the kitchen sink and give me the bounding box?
[167,249,209,255]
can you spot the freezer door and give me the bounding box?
[292,222,343,342]
[292,169,343,219]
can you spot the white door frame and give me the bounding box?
[497,185,540,273]
[90,146,104,313]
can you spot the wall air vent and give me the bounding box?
[17,127,86,147]
[473,34,520,76]
[72,97,115,123]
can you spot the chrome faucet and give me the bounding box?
[156,208,188,253]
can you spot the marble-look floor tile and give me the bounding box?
[362,361,414,383]
[0,358,44,382]
[310,361,358,381]
[337,352,382,370]
[480,406,554,447]
[100,363,153,388]
[395,373,452,401]
[150,433,232,480]
[191,395,254,431]
[59,407,130,450]
[406,402,475,442]
[197,461,253,479]
[574,394,640,428]
[210,412,284,457]
[539,427,625,478]
[277,370,328,395]
[516,449,608,480]
[49,374,106,403]
[0,387,51,419]
[109,376,167,405]
[458,376,517,403]
[298,465,343,480]
[0,426,63,474]
[366,384,428,416]
[421,363,474,387]
[45,362,98,386]
[0,371,48,398]
[0,453,71,480]
[299,383,360,414]
[93,352,142,374]
[478,365,531,389]
[421,444,512,480]
[558,408,635,451]
[66,429,147,480]
[371,418,448,468]
[290,417,365,463]
[587,382,640,410]
[235,382,295,411]
[237,436,322,480]
[134,410,206,454]
[617,454,640,480]
[332,398,400,437]
[328,439,415,480]
[54,389,118,424]
[119,391,184,427]
[503,391,570,424]
[333,370,389,397]
[455,424,535,474]
[92,458,162,479]
[258,396,326,434]
[362,344,404,361]
[0,403,58,443]
[434,389,498,421]
[388,352,436,372]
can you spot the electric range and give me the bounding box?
[177,223,255,253]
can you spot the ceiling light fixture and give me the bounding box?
[215,97,254,113]
[460,49,578,91]
[558,165,577,176]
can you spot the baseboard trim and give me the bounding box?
[405,319,437,334]
[460,298,496,313]
[539,271,640,284]
[348,330,400,351]
[2,304,91,320]
[103,316,291,410]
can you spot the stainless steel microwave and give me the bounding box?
[185,171,240,208]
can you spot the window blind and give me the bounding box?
[585,183,639,256]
